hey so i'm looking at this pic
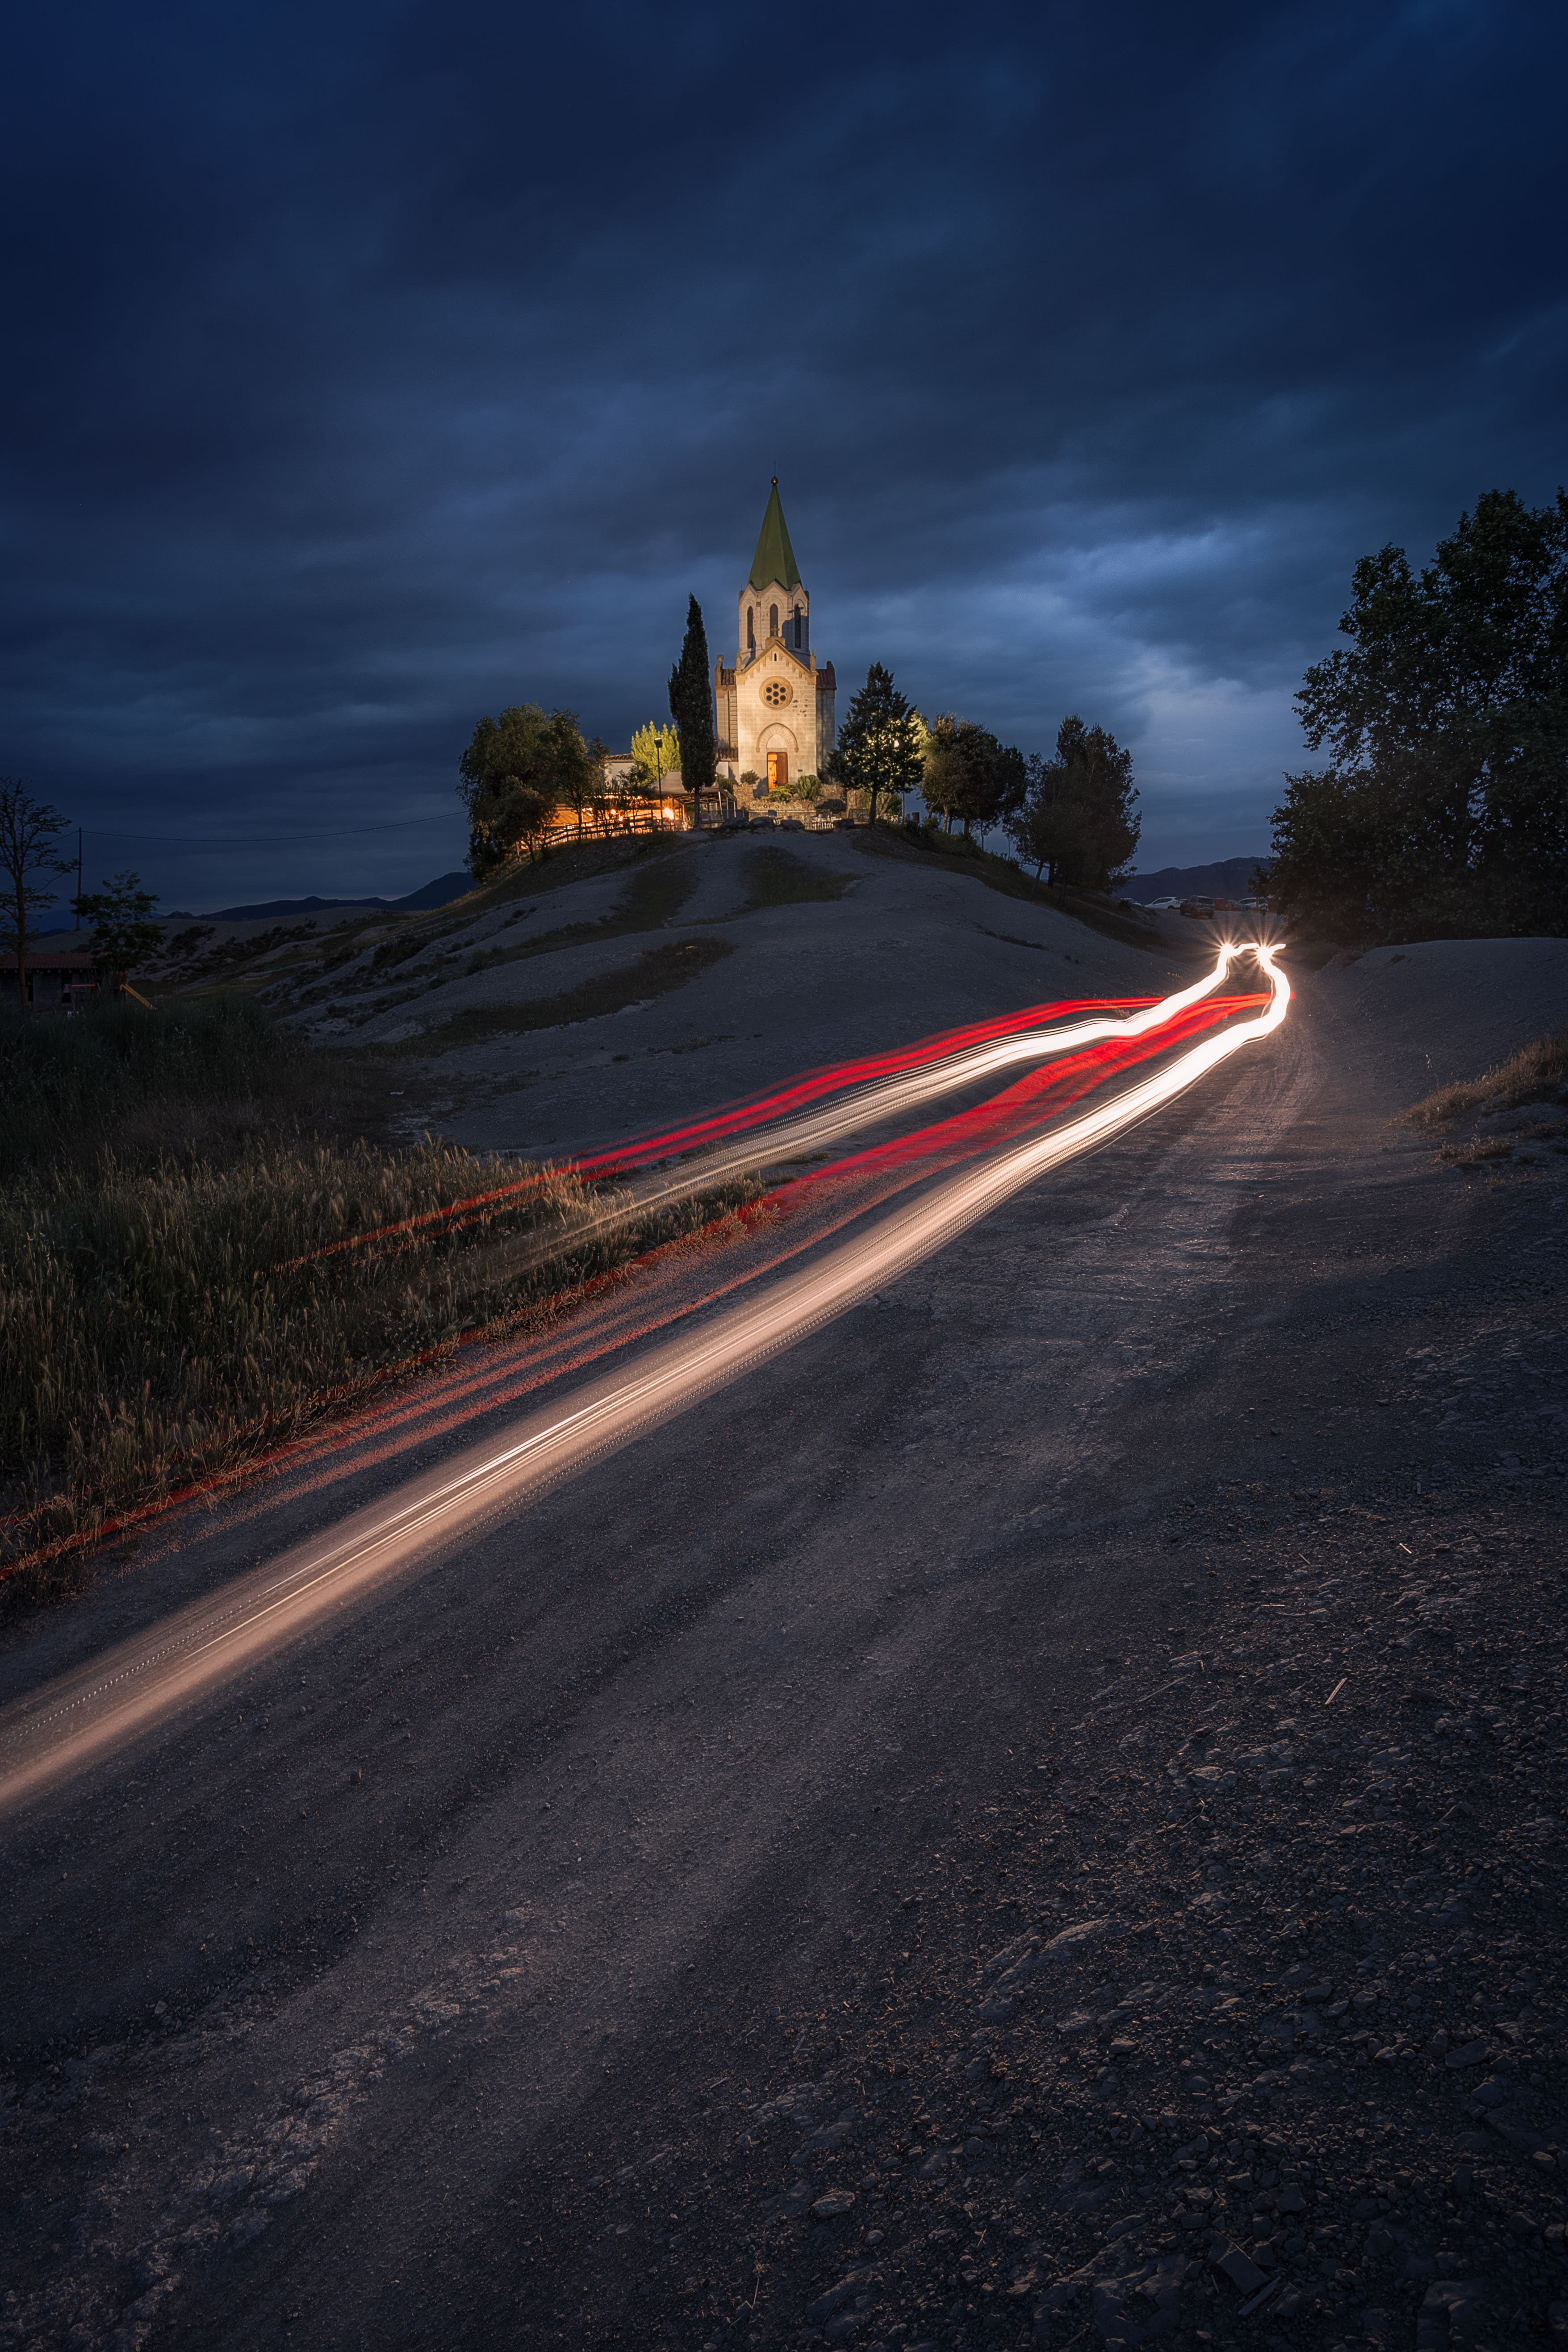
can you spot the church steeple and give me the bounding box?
[747,479,802,592]
[717,481,833,799]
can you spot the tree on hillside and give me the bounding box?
[73,872,165,990]
[458,705,590,877]
[1006,716,1139,890]
[1007,771,1093,893]
[560,736,610,841]
[630,720,682,788]
[1265,488,1568,942]
[0,779,72,1012]
[668,597,715,810]
[828,663,925,824]
[922,716,1028,839]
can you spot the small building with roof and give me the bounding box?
[0,948,104,1011]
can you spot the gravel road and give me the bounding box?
[1,948,1565,2352]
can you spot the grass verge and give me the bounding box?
[387,936,734,1054]
[0,995,318,1177]
[0,990,764,1617]
[736,845,857,910]
[0,1133,761,1617]
[849,823,1180,954]
[161,832,705,1007]
[1435,1123,1567,1166]
[461,848,702,978]
[1405,1029,1568,1129]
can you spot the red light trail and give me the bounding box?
[0,944,1289,1810]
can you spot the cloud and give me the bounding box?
[2,0,1564,902]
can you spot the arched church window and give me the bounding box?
[792,606,802,648]
[769,604,778,638]
[747,606,755,651]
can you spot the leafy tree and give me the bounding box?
[458,705,589,877]
[73,871,166,988]
[0,779,72,1012]
[559,735,609,840]
[1006,770,1093,893]
[828,663,925,824]
[630,720,682,787]
[1266,488,1568,941]
[923,716,1028,839]
[667,596,715,806]
[1006,716,1139,890]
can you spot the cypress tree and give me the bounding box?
[668,595,715,813]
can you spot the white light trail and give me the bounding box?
[0,945,1288,1813]
[615,944,1250,1187]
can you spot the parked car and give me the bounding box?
[1143,895,1182,910]
[1179,896,1216,918]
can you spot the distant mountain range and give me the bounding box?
[41,869,476,937]
[166,870,474,923]
[1121,856,1264,903]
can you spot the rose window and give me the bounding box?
[762,680,790,707]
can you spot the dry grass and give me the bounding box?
[1437,1120,1568,1166]
[389,936,734,1056]
[461,848,702,978]
[736,845,857,909]
[850,823,1178,955]
[0,1133,758,1616]
[0,995,758,1617]
[0,994,312,1175]
[1404,1028,1568,1129]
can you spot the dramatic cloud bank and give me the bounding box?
[3,0,1564,904]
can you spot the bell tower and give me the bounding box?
[739,479,809,667]
[714,481,836,796]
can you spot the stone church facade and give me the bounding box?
[714,482,836,794]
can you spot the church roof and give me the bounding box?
[747,480,803,592]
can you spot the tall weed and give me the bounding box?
[0,1003,759,1613]
[0,996,305,1174]
[0,1134,757,1612]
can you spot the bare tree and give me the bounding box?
[0,780,72,1013]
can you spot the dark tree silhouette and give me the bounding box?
[668,596,715,812]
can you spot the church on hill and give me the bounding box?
[714,481,836,794]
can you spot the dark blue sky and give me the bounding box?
[4,0,1564,908]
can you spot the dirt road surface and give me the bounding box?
[2,943,1566,2352]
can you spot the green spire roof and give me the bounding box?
[747,479,802,591]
